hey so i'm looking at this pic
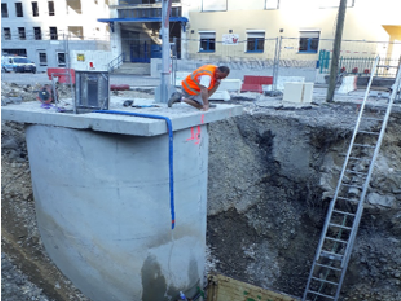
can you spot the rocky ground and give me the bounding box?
[2,252,53,301]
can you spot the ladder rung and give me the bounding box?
[307,290,335,299]
[341,183,362,188]
[335,198,359,204]
[329,223,352,230]
[348,156,369,161]
[335,197,350,200]
[344,169,366,175]
[353,144,376,148]
[325,236,348,244]
[320,250,344,260]
[357,130,380,135]
[333,209,356,216]
[363,117,383,121]
[311,277,340,286]
[315,263,342,271]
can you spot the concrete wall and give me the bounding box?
[26,124,209,301]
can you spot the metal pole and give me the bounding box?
[272,37,279,92]
[327,0,347,102]
[173,36,177,92]
[272,36,282,93]
[51,74,58,112]
[161,0,172,103]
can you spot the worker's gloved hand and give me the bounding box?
[202,104,209,111]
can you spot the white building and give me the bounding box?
[1,0,110,73]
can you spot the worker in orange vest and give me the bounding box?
[168,65,230,111]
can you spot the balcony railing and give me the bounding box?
[118,6,181,18]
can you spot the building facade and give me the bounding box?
[1,0,110,73]
[184,0,401,63]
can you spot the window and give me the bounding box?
[299,31,320,53]
[48,1,55,16]
[246,31,265,53]
[57,52,66,66]
[3,27,11,40]
[39,52,47,66]
[50,26,58,40]
[265,0,279,9]
[15,2,23,17]
[201,0,226,11]
[1,3,8,17]
[2,48,27,56]
[199,31,216,53]
[32,1,39,16]
[18,27,26,40]
[33,27,41,40]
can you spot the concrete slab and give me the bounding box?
[1,101,243,136]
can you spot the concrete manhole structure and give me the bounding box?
[1,102,243,301]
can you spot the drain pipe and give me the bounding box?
[92,110,175,229]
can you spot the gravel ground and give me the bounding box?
[1,252,53,301]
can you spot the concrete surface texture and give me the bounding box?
[1,102,242,301]
[26,124,208,301]
[1,102,243,136]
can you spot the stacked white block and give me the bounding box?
[338,75,357,94]
[263,76,305,92]
[209,79,242,101]
[283,82,314,103]
[218,79,242,93]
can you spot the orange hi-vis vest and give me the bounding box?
[182,65,217,96]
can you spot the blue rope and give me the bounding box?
[92,110,175,229]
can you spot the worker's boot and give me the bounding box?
[168,92,182,107]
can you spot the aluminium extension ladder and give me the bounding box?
[303,57,401,301]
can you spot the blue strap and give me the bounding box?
[92,110,175,229]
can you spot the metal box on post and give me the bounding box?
[75,71,110,114]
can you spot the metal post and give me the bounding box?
[51,74,58,112]
[64,33,75,114]
[172,36,177,92]
[272,36,282,93]
[272,37,279,92]
[161,0,172,103]
[326,0,347,102]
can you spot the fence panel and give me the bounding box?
[2,31,400,104]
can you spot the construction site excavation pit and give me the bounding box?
[2,95,401,301]
[1,101,243,301]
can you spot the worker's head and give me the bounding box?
[216,66,230,80]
